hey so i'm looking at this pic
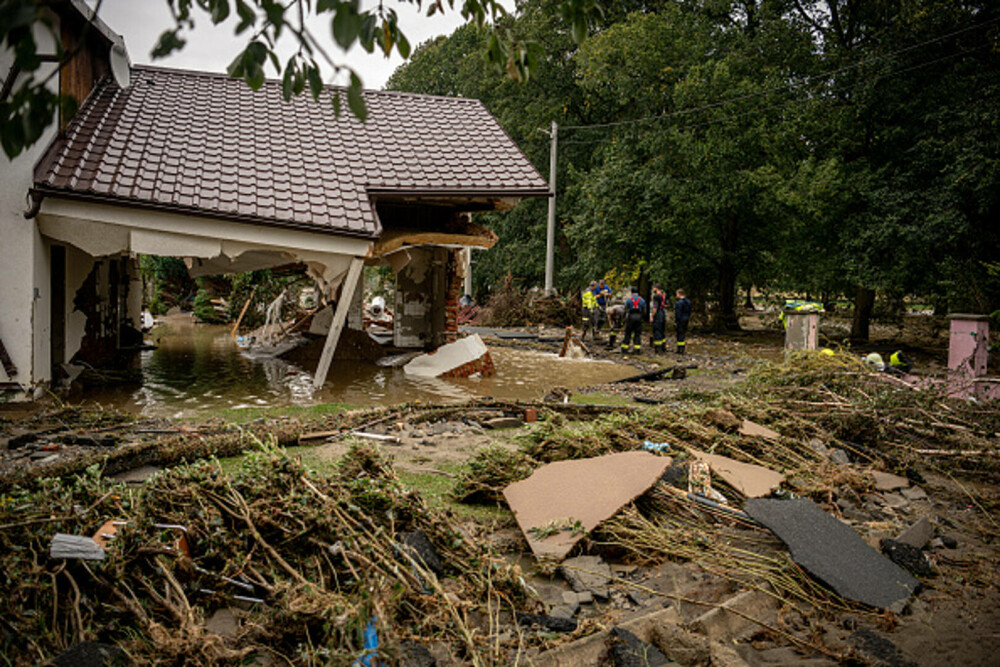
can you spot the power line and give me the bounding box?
[557,14,1000,133]
[555,43,991,147]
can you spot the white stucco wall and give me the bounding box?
[64,244,95,362]
[0,24,60,393]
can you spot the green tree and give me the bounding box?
[1,0,603,157]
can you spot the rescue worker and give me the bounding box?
[581,281,598,340]
[650,284,668,354]
[674,288,691,354]
[595,279,612,332]
[621,286,646,354]
[888,350,913,374]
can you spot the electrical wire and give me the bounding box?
[556,14,1000,133]
[554,43,992,147]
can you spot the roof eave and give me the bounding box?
[366,187,552,199]
[30,186,381,240]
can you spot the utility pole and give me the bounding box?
[544,120,558,295]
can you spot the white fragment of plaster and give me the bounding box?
[403,335,490,377]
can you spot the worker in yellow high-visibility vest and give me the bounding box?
[581,282,598,340]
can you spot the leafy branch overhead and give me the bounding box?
[0,0,604,158]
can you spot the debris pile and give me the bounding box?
[2,352,998,663]
[0,441,535,665]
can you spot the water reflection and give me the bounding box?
[87,316,634,417]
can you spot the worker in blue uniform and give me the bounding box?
[674,288,691,354]
[621,287,646,354]
[650,285,668,354]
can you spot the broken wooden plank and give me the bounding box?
[313,257,364,389]
[230,286,257,341]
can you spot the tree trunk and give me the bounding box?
[851,287,875,342]
[714,215,741,331]
[744,285,754,309]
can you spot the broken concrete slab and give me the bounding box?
[50,533,106,561]
[895,517,934,549]
[871,471,910,491]
[881,492,909,509]
[850,628,917,667]
[403,334,495,378]
[690,589,778,641]
[533,607,685,667]
[503,451,671,561]
[738,420,781,441]
[560,555,613,599]
[563,590,593,605]
[744,498,919,611]
[608,627,671,667]
[900,486,928,502]
[550,603,579,619]
[689,450,785,498]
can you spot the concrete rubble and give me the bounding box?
[403,334,496,378]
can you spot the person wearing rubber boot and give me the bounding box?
[674,288,691,354]
[650,285,668,354]
[581,281,598,340]
[621,287,646,355]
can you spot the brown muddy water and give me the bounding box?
[85,316,635,418]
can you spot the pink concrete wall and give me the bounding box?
[948,316,989,378]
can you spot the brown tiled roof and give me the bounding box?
[33,65,549,238]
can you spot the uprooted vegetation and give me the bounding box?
[1,440,536,665]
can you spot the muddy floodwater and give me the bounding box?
[85,316,635,417]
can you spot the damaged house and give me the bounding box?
[0,0,549,399]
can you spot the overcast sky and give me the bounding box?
[89,0,511,90]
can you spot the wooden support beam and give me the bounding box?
[313,258,363,389]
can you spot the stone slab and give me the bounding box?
[560,555,613,599]
[690,589,778,641]
[871,471,909,491]
[895,517,933,549]
[744,498,919,611]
